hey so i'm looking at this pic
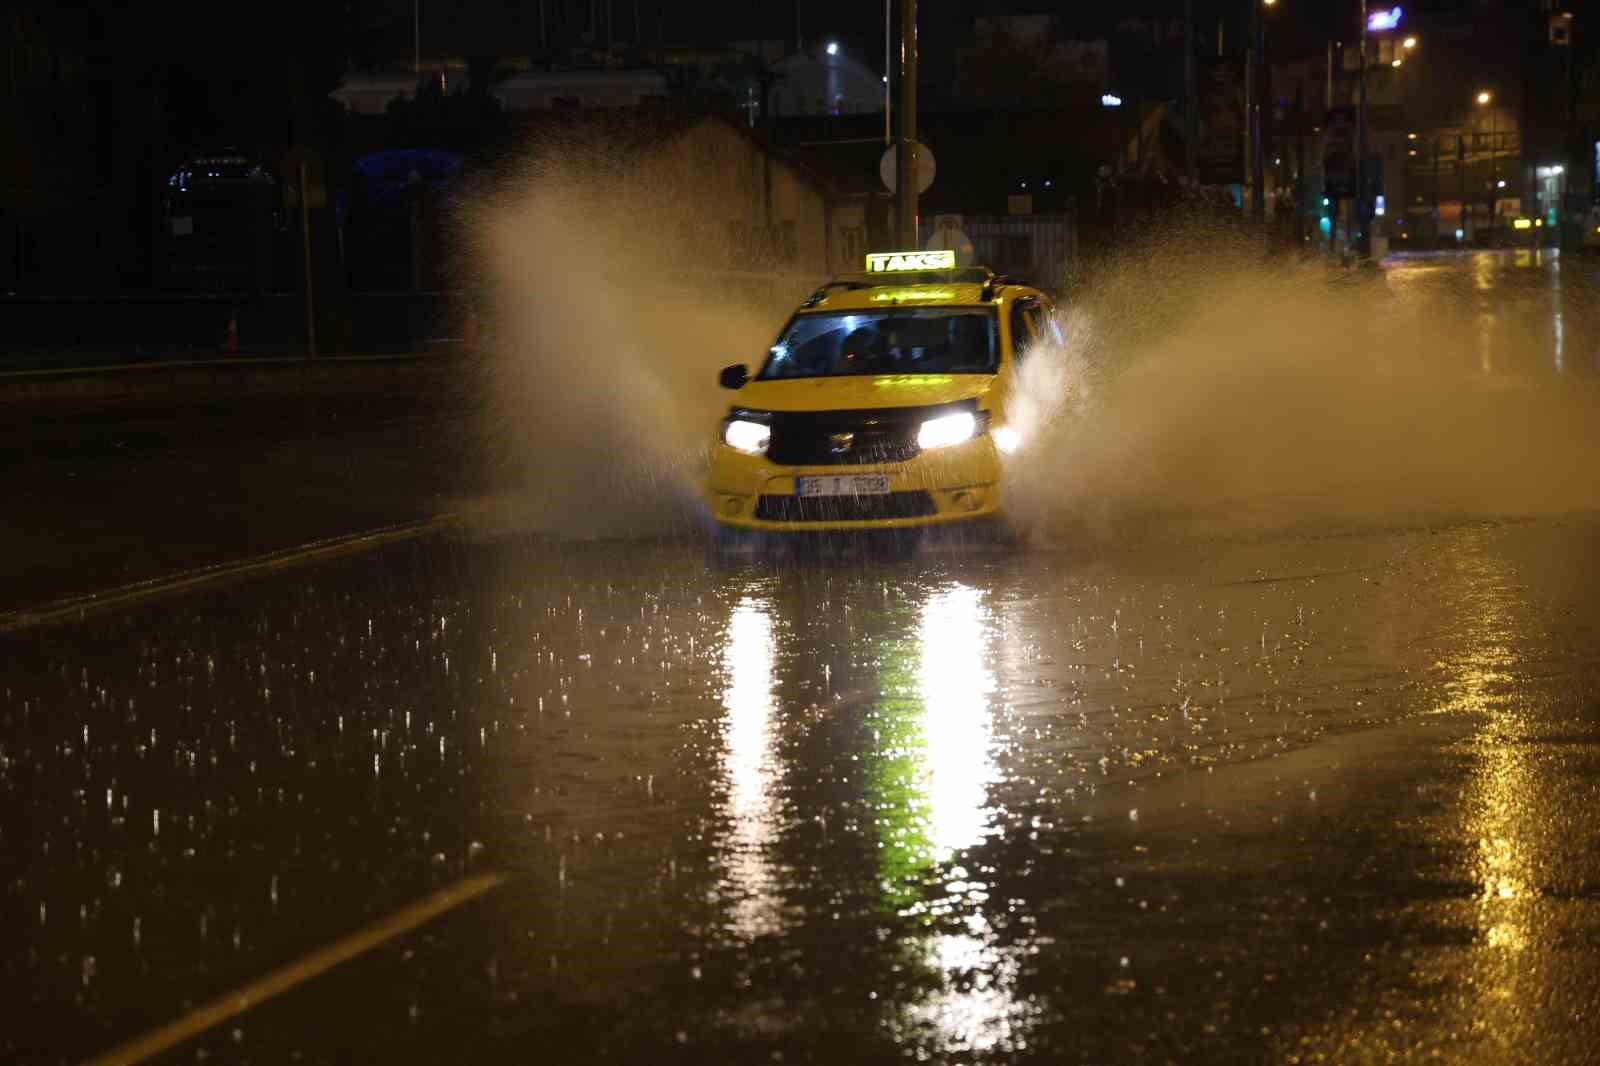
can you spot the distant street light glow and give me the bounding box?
[1477,91,1492,105]
[1403,36,1417,49]
[1497,179,1507,189]
[1367,6,1402,31]
[1391,58,1403,68]
[1100,93,1123,108]
[825,41,839,56]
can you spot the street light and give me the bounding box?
[1402,35,1417,49]
[825,41,839,56]
[1477,90,1492,105]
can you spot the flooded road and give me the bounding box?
[7,515,1600,1064]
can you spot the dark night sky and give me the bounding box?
[385,0,1343,64]
[660,0,1343,50]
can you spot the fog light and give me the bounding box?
[951,490,982,513]
[723,496,743,516]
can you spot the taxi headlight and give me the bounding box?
[917,411,978,450]
[722,418,771,455]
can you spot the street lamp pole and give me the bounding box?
[1489,101,1497,236]
[1477,90,1495,242]
[1356,0,1369,257]
[1185,0,1198,187]
[895,0,919,247]
[1252,0,1267,220]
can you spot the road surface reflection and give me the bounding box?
[718,593,784,939]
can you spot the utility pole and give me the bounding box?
[884,0,892,146]
[1488,104,1497,232]
[1356,0,1370,257]
[1295,83,1307,243]
[1185,0,1198,187]
[1433,136,1441,245]
[896,0,919,247]
[1244,31,1252,210]
[1251,0,1266,220]
[299,160,317,359]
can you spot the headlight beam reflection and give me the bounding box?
[903,583,1023,1056]
[718,597,783,940]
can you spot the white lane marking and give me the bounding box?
[81,872,507,1066]
[0,514,458,634]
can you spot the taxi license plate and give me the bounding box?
[795,475,889,497]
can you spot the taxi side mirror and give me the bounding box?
[718,364,749,390]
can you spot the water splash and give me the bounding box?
[462,123,812,539]
[1001,238,1600,542]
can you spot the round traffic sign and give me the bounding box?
[880,142,936,194]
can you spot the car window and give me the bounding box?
[1009,298,1043,357]
[759,308,1000,379]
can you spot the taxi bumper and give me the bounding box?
[705,435,1003,532]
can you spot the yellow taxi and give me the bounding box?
[706,250,1055,536]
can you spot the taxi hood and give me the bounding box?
[733,374,995,413]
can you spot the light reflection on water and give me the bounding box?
[917,584,998,860]
[1446,552,1543,1040]
[717,595,783,940]
[1550,254,1565,373]
[904,583,1023,1056]
[711,579,1025,1052]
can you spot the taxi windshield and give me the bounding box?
[758,308,999,379]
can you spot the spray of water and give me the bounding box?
[466,139,1599,544]
[462,121,811,538]
[1003,233,1600,542]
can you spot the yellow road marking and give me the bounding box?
[0,514,458,634]
[82,871,507,1066]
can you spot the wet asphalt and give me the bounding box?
[6,515,1600,1064]
[6,250,1600,1064]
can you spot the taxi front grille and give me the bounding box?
[756,402,975,466]
[766,415,920,466]
[755,491,938,523]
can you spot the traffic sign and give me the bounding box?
[880,142,936,195]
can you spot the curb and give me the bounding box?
[0,349,473,405]
[0,349,461,384]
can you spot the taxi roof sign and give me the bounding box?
[865,249,956,273]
